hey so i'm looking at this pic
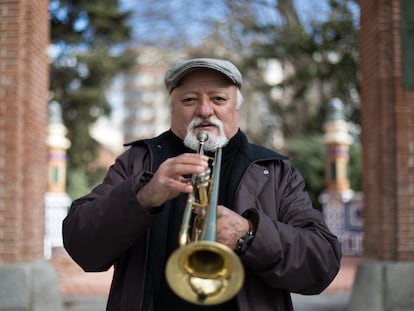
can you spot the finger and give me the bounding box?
[169,153,209,170]
[161,156,208,177]
[164,177,193,193]
[178,153,209,163]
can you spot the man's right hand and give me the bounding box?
[136,153,209,210]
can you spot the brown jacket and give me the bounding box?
[63,130,341,311]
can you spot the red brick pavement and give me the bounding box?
[50,248,112,296]
[50,248,360,296]
[324,255,360,293]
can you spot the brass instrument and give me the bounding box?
[165,131,244,305]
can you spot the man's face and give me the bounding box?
[170,69,240,150]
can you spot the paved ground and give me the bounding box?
[62,293,351,311]
[51,248,359,311]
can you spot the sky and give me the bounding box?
[119,0,358,47]
[119,0,327,44]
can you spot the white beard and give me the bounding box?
[183,117,229,152]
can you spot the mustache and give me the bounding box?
[190,117,222,128]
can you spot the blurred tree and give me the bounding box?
[224,0,361,204]
[119,0,359,140]
[233,0,360,138]
[49,0,132,198]
[287,135,325,210]
[348,140,362,191]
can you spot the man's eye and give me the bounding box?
[213,97,227,104]
[182,98,195,105]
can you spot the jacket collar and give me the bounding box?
[237,130,288,162]
[124,129,288,163]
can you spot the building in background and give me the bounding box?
[122,47,183,142]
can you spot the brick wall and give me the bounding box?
[0,0,50,262]
[360,0,414,260]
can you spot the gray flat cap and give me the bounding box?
[164,58,242,93]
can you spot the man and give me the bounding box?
[63,58,341,311]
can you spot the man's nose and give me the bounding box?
[197,99,214,117]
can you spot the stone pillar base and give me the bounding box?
[348,258,414,311]
[0,260,63,311]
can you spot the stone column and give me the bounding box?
[323,98,353,193]
[320,98,363,256]
[44,101,71,259]
[348,0,414,310]
[0,1,63,310]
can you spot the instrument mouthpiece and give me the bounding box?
[197,131,209,143]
